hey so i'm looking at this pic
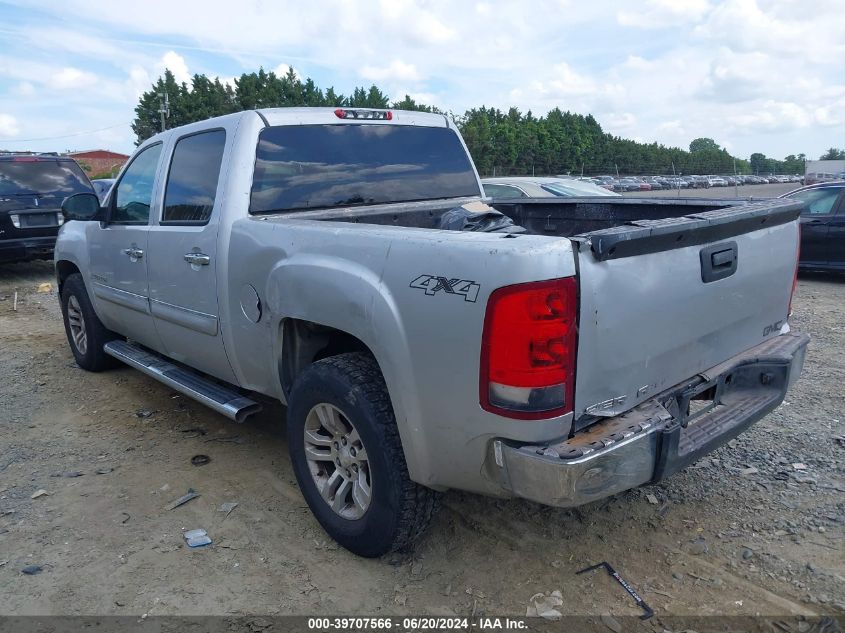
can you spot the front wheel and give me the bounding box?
[287,353,440,557]
[60,273,120,371]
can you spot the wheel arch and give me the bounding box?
[278,318,373,398]
[55,259,81,294]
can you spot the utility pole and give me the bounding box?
[158,92,170,133]
[733,157,738,197]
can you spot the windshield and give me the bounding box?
[250,124,479,213]
[0,159,92,197]
[540,182,615,197]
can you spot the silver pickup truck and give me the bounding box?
[55,107,808,557]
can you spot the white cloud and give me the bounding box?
[618,0,711,28]
[273,64,301,80]
[815,105,845,127]
[410,13,456,44]
[49,67,98,90]
[158,51,190,84]
[693,0,844,64]
[13,81,36,97]
[126,65,152,99]
[529,62,602,99]
[0,113,20,136]
[605,112,638,132]
[361,60,422,83]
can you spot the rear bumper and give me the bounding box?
[491,332,809,508]
[0,236,57,263]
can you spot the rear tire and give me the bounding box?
[287,353,440,557]
[60,273,120,371]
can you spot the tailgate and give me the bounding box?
[572,198,801,422]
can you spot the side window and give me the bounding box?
[790,188,841,215]
[163,130,226,224]
[112,143,162,224]
[483,184,527,199]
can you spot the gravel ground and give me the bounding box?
[0,249,842,620]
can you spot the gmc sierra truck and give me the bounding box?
[55,107,808,557]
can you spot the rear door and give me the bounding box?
[87,143,163,350]
[571,200,801,421]
[785,186,843,267]
[146,128,236,383]
[827,192,845,268]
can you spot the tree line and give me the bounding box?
[132,68,831,177]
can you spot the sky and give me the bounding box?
[0,0,842,160]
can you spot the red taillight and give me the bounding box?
[789,227,800,316]
[480,277,578,419]
[12,156,40,162]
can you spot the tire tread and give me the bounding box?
[297,352,440,554]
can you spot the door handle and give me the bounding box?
[122,247,144,259]
[184,252,211,266]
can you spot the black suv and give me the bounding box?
[0,155,94,263]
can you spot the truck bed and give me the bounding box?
[272,195,755,238]
[273,194,802,425]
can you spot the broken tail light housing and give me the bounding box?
[480,277,578,419]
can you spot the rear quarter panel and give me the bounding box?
[224,218,577,493]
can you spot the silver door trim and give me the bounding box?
[150,298,219,336]
[92,282,150,314]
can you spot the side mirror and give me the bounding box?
[62,193,102,221]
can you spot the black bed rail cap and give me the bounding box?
[581,198,803,261]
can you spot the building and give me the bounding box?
[65,149,129,177]
[804,159,845,184]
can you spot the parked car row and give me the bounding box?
[574,174,804,192]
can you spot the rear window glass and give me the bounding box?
[163,130,226,224]
[250,124,479,214]
[0,159,92,197]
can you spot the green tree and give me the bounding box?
[132,69,188,144]
[131,66,794,178]
[749,153,767,174]
[391,94,436,113]
[820,147,845,160]
[689,138,720,153]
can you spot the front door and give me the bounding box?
[146,129,236,383]
[826,194,845,269]
[87,142,163,351]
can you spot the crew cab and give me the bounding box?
[55,108,808,557]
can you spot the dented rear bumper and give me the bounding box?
[491,332,809,508]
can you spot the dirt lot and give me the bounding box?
[0,257,843,621]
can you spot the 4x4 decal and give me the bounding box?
[410,275,480,303]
